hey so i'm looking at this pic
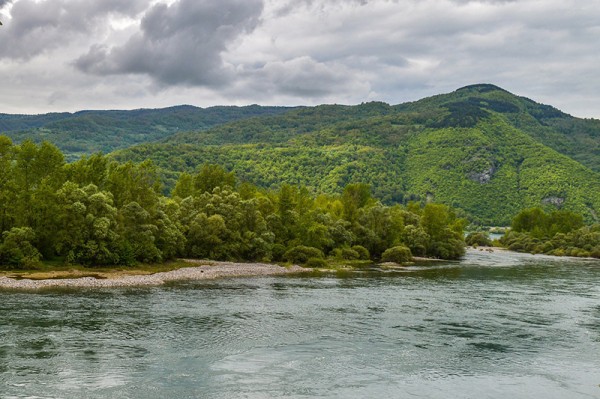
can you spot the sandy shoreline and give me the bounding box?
[0,260,310,290]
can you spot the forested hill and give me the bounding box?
[0,105,294,160]
[398,84,600,173]
[114,84,600,225]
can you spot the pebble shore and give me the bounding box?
[0,261,309,290]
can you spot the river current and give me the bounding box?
[1,249,599,398]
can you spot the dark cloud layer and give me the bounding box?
[0,0,146,59]
[0,0,599,117]
[75,0,263,87]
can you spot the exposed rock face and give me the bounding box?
[468,166,496,184]
[542,196,565,207]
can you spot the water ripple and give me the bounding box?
[0,251,599,398]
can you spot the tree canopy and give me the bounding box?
[0,138,467,268]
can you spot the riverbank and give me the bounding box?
[0,260,310,290]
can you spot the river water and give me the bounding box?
[1,249,599,398]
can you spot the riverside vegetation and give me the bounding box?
[0,138,466,270]
[499,207,600,258]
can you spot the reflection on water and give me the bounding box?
[0,249,599,398]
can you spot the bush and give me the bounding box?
[306,257,328,268]
[465,232,492,247]
[0,227,42,269]
[351,245,371,260]
[283,245,324,264]
[331,247,360,260]
[271,244,287,262]
[381,245,412,263]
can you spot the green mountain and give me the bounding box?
[113,84,600,225]
[0,105,293,160]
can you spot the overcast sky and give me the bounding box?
[1,0,599,117]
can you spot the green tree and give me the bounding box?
[0,136,16,232]
[0,227,41,269]
[342,183,373,223]
[193,164,236,194]
[172,172,194,199]
[118,201,162,263]
[54,182,120,265]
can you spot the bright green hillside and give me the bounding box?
[114,85,600,225]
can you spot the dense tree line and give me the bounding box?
[0,138,466,269]
[500,207,600,258]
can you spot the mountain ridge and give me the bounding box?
[0,104,295,160]
[110,84,600,225]
[2,84,599,225]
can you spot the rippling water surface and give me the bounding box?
[1,250,599,398]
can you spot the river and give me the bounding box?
[1,249,599,398]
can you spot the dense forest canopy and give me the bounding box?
[0,138,467,269]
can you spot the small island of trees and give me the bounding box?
[0,137,467,270]
[500,207,600,258]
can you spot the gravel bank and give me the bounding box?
[0,261,309,290]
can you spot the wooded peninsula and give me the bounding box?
[0,137,466,270]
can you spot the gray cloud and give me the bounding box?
[241,56,369,98]
[1,0,600,118]
[0,0,147,60]
[75,0,263,87]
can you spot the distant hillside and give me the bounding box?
[397,84,600,172]
[0,105,294,160]
[114,85,600,225]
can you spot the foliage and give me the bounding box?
[381,245,412,263]
[465,232,493,247]
[111,86,600,226]
[331,247,361,260]
[0,140,478,269]
[305,258,328,268]
[510,207,584,238]
[351,245,371,260]
[500,208,599,258]
[1,105,293,161]
[284,246,325,264]
[0,227,41,269]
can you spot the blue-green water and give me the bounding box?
[1,250,599,398]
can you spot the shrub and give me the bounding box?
[271,244,287,262]
[351,245,371,260]
[465,232,492,247]
[381,245,412,263]
[0,227,42,269]
[306,257,328,268]
[283,245,324,264]
[331,247,360,260]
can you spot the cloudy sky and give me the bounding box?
[1,0,599,117]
